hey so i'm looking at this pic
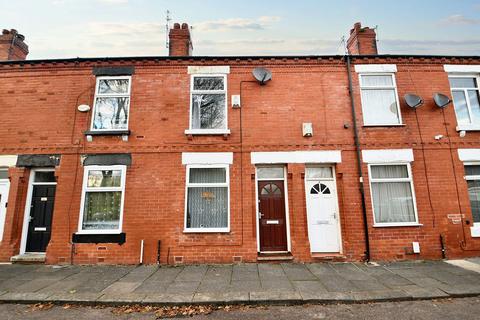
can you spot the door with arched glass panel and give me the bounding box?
[257,166,288,252]
[305,166,341,253]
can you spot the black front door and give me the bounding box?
[26,185,56,252]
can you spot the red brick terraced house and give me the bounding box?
[0,23,480,265]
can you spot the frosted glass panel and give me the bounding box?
[257,167,284,179]
[306,167,333,179]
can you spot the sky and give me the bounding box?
[1,0,479,59]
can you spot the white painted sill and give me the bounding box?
[75,230,122,235]
[184,129,231,135]
[363,124,405,128]
[456,124,480,132]
[183,228,230,233]
[373,223,423,228]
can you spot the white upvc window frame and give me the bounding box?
[185,74,230,135]
[77,165,127,234]
[358,73,403,126]
[368,162,421,227]
[463,162,480,236]
[90,75,132,132]
[184,164,230,233]
[448,74,480,131]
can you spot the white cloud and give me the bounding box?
[441,14,480,25]
[195,16,281,32]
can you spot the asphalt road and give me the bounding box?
[1,297,480,320]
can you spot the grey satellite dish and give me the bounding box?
[404,94,423,108]
[434,93,451,108]
[252,67,272,85]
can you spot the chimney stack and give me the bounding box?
[168,23,193,56]
[346,22,378,55]
[0,29,29,60]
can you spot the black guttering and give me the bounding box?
[345,55,371,262]
[0,54,479,66]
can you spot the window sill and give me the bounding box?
[456,125,480,132]
[373,223,423,228]
[72,232,126,244]
[183,228,230,233]
[363,124,405,128]
[184,129,231,135]
[84,130,131,136]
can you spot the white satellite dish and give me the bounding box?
[77,104,91,112]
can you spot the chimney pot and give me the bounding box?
[169,22,193,57]
[0,28,29,60]
[346,22,378,55]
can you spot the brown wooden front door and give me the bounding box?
[258,180,288,252]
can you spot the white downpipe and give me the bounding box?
[139,240,144,264]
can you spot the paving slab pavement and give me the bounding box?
[0,260,480,306]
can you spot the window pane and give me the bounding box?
[361,89,400,125]
[372,181,415,223]
[191,94,226,129]
[93,97,129,130]
[87,170,122,187]
[468,180,480,223]
[306,167,333,179]
[257,167,284,179]
[193,77,224,90]
[189,168,226,183]
[82,191,121,230]
[361,75,393,86]
[187,187,228,229]
[468,90,480,123]
[449,78,477,89]
[98,79,129,94]
[371,165,408,179]
[0,170,8,180]
[452,91,470,124]
[34,171,56,183]
[465,165,480,176]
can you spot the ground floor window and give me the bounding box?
[465,165,480,223]
[78,165,126,233]
[368,163,418,226]
[185,165,229,232]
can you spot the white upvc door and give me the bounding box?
[0,180,10,242]
[305,170,341,253]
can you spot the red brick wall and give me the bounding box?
[1,56,480,264]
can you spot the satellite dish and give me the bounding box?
[77,104,91,112]
[433,93,451,108]
[404,94,423,108]
[252,67,272,85]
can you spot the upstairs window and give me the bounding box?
[359,74,401,126]
[189,75,228,133]
[91,76,131,131]
[449,76,480,127]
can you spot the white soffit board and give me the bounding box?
[182,152,233,165]
[0,155,18,167]
[188,66,230,74]
[250,151,342,164]
[458,149,480,162]
[444,65,480,73]
[354,64,397,73]
[362,149,414,163]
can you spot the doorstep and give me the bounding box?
[311,253,347,261]
[10,253,46,264]
[257,252,294,262]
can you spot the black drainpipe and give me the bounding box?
[345,54,371,262]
